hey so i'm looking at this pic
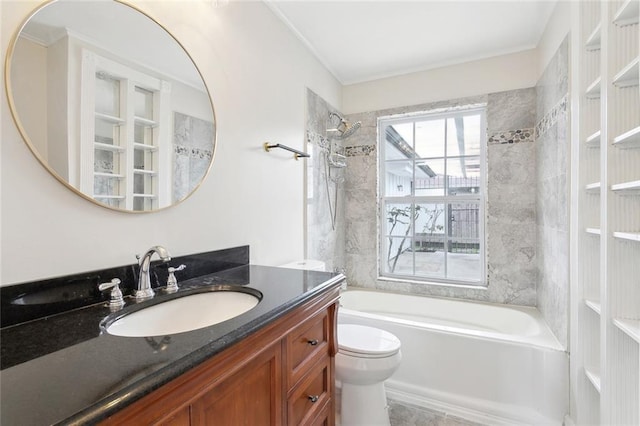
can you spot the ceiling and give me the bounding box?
[266,0,558,85]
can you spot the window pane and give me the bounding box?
[134,123,154,146]
[384,203,413,236]
[415,119,445,158]
[383,236,414,276]
[95,118,119,145]
[134,87,154,119]
[414,203,445,243]
[412,203,446,280]
[447,202,481,282]
[94,175,118,196]
[134,148,154,171]
[446,114,481,157]
[94,149,116,173]
[95,73,120,116]
[414,158,444,196]
[384,123,414,161]
[384,160,413,196]
[447,156,481,196]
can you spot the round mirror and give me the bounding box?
[5,0,216,212]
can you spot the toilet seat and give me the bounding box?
[338,324,401,358]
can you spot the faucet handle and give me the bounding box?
[168,264,186,274]
[166,264,186,293]
[98,278,125,311]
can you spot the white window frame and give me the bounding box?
[378,107,487,287]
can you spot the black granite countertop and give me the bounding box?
[0,261,343,425]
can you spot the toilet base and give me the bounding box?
[340,382,390,426]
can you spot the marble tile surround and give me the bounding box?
[306,89,346,273]
[341,90,538,306]
[307,38,570,334]
[535,36,570,349]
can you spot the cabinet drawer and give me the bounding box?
[287,310,329,385]
[309,398,333,426]
[288,357,330,426]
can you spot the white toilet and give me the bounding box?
[336,323,402,426]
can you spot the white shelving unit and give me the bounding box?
[585,130,601,148]
[586,76,602,98]
[613,125,640,148]
[574,1,640,424]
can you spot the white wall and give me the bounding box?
[342,49,538,115]
[10,37,48,158]
[537,0,572,78]
[1,0,341,285]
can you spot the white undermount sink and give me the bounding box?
[105,289,261,337]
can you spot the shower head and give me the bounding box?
[327,111,361,139]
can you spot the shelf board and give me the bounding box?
[585,298,602,315]
[94,142,125,152]
[585,182,601,192]
[613,318,640,344]
[133,143,158,151]
[613,0,640,26]
[134,116,158,127]
[584,368,601,393]
[613,231,640,242]
[613,126,640,148]
[133,169,158,176]
[612,57,639,88]
[93,195,125,200]
[586,228,601,236]
[611,180,640,194]
[95,112,124,125]
[585,24,602,51]
[94,172,125,179]
[585,130,601,148]
[585,77,601,99]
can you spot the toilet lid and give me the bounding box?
[338,324,401,357]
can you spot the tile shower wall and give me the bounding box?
[342,91,537,305]
[306,89,345,272]
[535,36,569,348]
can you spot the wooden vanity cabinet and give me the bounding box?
[100,287,339,426]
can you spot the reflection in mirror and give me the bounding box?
[6,0,216,212]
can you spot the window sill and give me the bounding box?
[377,275,488,290]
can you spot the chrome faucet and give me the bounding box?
[135,246,171,301]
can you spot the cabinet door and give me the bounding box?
[191,343,282,426]
[157,406,190,426]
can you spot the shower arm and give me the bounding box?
[263,142,310,160]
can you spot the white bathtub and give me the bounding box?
[338,289,568,426]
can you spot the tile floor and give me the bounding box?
[337,396,485,426]
[388,400,485,426]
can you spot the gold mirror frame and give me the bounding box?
[4,0,217,213]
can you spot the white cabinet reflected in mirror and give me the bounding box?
[6,0,216,212]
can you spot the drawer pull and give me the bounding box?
[307,339,319,346]
[308,395,319,403]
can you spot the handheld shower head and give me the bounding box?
[327,111,361,139]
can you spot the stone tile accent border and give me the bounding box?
[174,145,213,160]
[535,93,568,139]
[306,130,330,151]
[345,145,376,157]
[488,128,534,145]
